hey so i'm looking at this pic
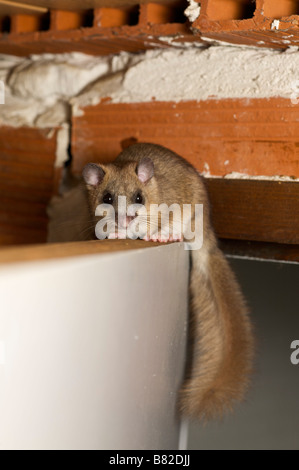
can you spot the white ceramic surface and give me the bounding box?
[0,243,189,450]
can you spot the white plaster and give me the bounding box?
[0,55,22,83]
[34,100,69,128]
[285,46,299,53]
[0,52,135,128]
[3,46,299,129]
[157,35,203,49]
[202,162,211,177]
[201,173,299,182]
[201,36,260,48]
[271,20,280,30]
[184,0,201,23]
[7,53,109,100]
[75,46,299,106]
[55,124,70,168]
[156,35,182,45]
[223,172,299,182]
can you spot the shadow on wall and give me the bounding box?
[188,258,299,450]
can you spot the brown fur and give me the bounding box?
[83,143,254,420]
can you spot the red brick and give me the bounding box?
[0,126,58,245]
[72,99,299,178]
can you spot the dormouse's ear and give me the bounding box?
[136,157,154,184]
[82,163,105,187]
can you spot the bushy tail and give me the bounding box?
[180,247,254,421]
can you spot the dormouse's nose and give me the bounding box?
[117,214,135,229]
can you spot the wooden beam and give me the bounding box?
[205,178,299,245]
[0,238,164,264]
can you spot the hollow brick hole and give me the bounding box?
[0,16,11,33]
[206,0,256,21]
[38,12,51,31]
[144,1,189,24]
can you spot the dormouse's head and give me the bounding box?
[82,157,156,235]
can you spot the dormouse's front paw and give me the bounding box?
[142,231,167,242]
[168,234,184,242]
[142,230,183,243]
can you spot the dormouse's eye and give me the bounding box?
[135,192,143,204]
[103,193,113,204]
